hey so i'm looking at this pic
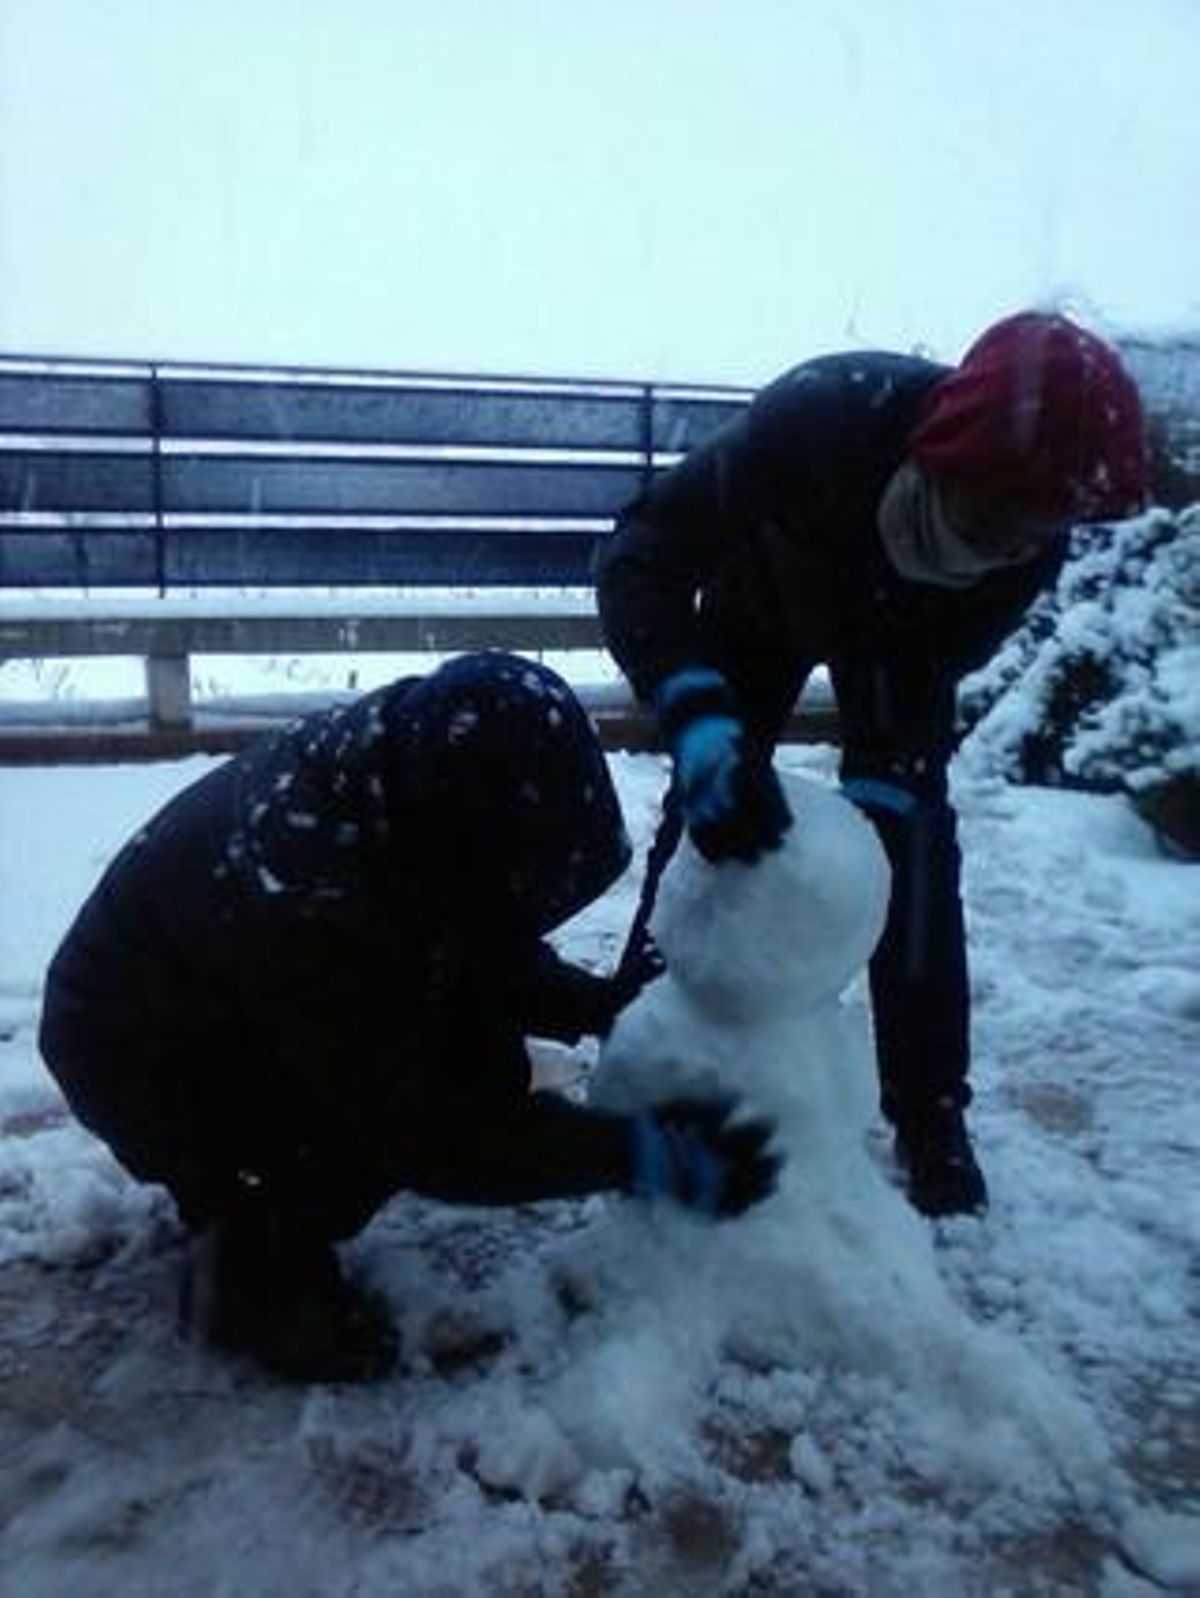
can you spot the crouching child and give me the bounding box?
[40,652,780,1382]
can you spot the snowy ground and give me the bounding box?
[0,743,1197,1595]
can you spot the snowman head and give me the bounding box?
[651,772,890,1021]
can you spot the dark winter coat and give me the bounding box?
[597,352,1067,1123]
[598,351,1064,737]
[40,656,636,1235]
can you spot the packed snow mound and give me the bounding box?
[652,770,891,1019]
[2,757,1198,1590]
[587,767,1120,1505]
[592,770,890,1127]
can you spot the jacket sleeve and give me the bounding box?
[595,390,813,702]
[251,928,636,1209]
[388,1090,633,1207]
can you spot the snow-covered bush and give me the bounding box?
[959,506,1199,852]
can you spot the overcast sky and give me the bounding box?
[1,0,1197,386]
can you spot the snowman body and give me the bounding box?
[575,772,1115,1492]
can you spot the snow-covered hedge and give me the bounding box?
[958,505,1199,853]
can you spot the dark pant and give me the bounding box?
[621,648,971,1125]
[41,1028,392,1241]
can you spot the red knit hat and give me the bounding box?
[907,312,1147,520]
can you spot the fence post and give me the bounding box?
[145,653,193,730]
[149,364,167,595]
[640,383,656,495]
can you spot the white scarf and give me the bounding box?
[876,462,1001,589]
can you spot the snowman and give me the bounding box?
[593,766,890,1151]
[578,768,1118,1496]
[588,767,946,1374]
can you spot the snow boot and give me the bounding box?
[893,1100,988,1219]
[182,1208,398,1383]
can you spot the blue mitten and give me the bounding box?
[656,668,793,863]
[628,1096,780,1219]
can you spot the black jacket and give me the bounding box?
[597,351,1064,749]
[597,353,1070,1121]
[40,660,636,1226]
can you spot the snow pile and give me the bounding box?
[0,751,1198,1592]
[587,776,1115,1506]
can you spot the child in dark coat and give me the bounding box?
[597,312,1148,1218]
[40,652,778,1380]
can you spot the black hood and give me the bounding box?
[383,652,632,936]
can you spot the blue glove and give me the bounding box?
[656,668,793,863]
[840,775,920,819]
[628,1096,781,1219]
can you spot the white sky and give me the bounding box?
[1,0,1198,384]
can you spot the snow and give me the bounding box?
[1,745,1198,1592]
[0,592,601,625]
